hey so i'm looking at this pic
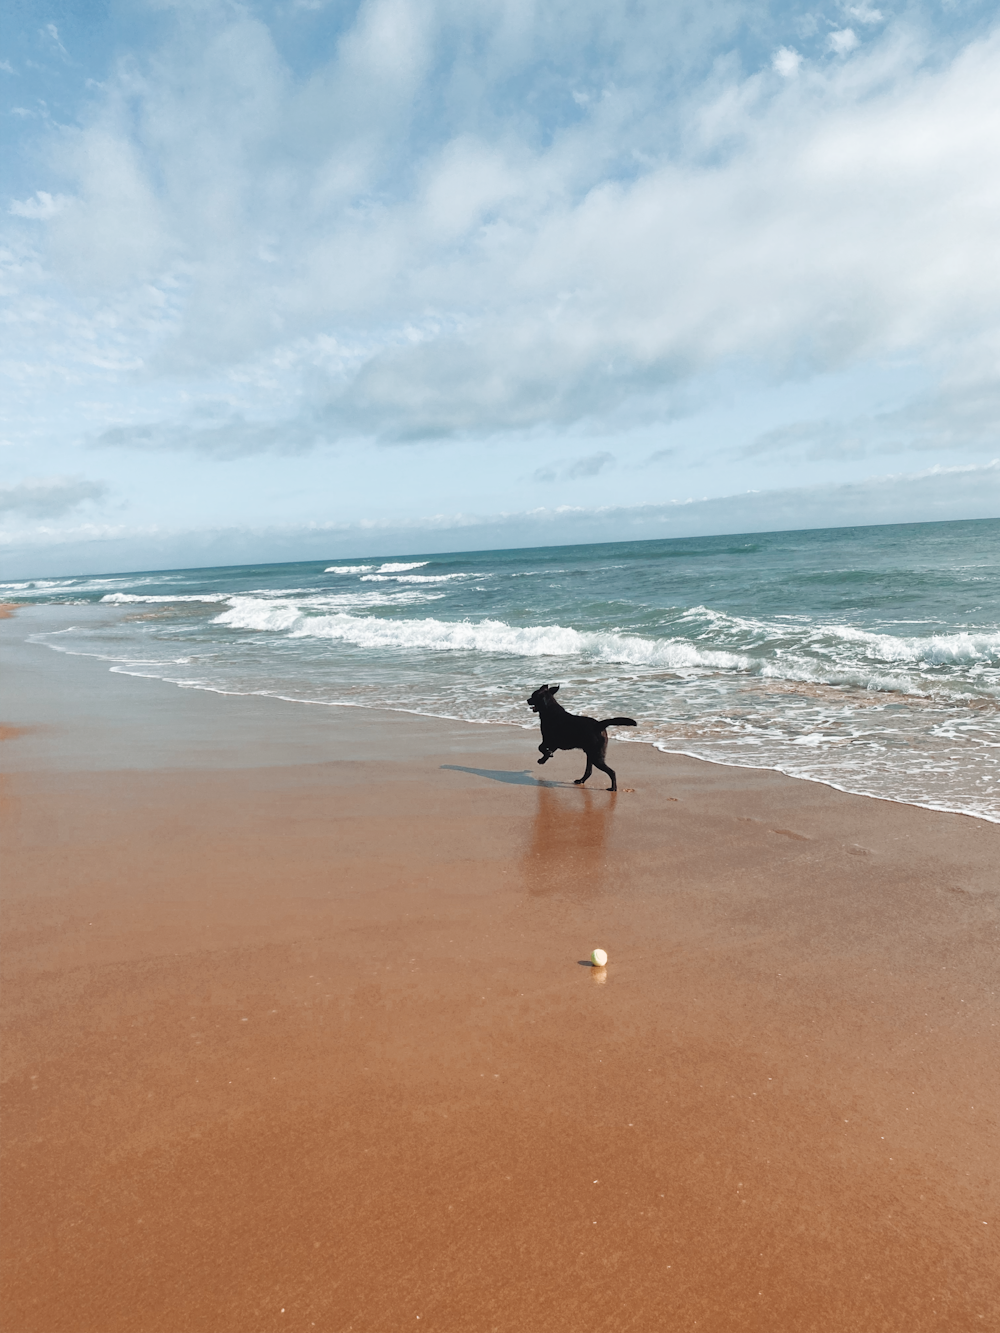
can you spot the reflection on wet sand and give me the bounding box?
[520,782,615,899]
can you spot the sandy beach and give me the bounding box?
[2,606,997,1333]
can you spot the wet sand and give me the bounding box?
[2,608,998,1332]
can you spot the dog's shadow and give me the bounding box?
[441,765,568,788]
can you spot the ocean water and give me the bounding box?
[4,517,999,821]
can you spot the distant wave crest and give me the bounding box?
[360,572,483,584]
[324,560,429,575]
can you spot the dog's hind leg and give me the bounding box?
[592,758,617,791]
[574,756,594,786]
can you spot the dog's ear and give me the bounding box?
[549,684,560,694]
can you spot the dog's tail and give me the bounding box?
[598,717,637,728]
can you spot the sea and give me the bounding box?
[3,517,999,822]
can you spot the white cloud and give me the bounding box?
[43,23,69,58]
[846,4,884,25]
[772,46,802,76]
[8,191,67,220]
[828,28,860,55]
[21,9,995,447]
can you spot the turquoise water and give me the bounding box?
[4,517,999,820]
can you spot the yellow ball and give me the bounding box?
[591,948,608,967]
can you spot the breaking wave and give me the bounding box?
[820,624,1000,665]
[213,603,753,670]
[324,561,428,575]
[210,601,1000,699]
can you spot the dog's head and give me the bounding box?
[527,684,560,712]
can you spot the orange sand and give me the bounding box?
[2,613,997,1332]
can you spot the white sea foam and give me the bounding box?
[212,591,445,631]
[819,624,1000,664]
[211,606,753,669]
[672,607,1000,666]
[323,561,428,574]
[75,574,200,593]
[310,590,445,607]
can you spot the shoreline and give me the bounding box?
[10,599,999,823]
[2,605,999,1332]
[647,738,1000,825]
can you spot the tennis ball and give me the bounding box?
[591,948,608,967]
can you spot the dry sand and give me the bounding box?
[1,607,997,1332]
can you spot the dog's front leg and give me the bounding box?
[537,746,553,765]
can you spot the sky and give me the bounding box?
[2,0,999,576]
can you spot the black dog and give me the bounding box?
[527,684,637,791]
